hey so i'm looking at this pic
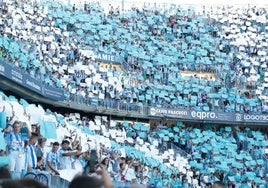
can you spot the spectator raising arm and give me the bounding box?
[61,150,81,157]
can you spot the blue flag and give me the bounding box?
[0,112,6,129]
[40,121,57,139]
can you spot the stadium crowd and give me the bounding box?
[0,0,268,113]
[0,0,268,187]
[0,90,267,187]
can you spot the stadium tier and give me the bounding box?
[0,0,268,187]
[0,0,268,115]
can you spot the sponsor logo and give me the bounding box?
[26,79,41,91]
[166,110,187,116]
[235,114,243,121]
[150,108,157,116]
[244,114,268,121]
[149,108,187,117]
[149,108,168,116]
[191,111,217,120]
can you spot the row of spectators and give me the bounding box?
[0,0,267,114]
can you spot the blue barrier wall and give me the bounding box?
[0,60,65,101]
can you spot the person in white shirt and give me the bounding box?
[5,121,26,178]
[125,165,136,183]
[118,158,137,183]
[58,140,81,170]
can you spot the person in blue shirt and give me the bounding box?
[26,133,39,171]
[5,121,26,178]
[109,151,120,180]
[46,142,60,175]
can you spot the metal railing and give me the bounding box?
[23,171,69,188]
[69,93,149,115]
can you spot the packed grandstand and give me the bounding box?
[0,0,267,187]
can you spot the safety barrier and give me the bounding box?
[23,171,69,188]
